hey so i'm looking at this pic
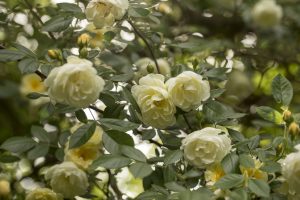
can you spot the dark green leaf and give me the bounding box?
[239,154,255,168]
[99,118,140,132]
[129,162,153,178]
[31,126,50,143]
[121,145,147,162]
[215,174,244,189]
[106,130,134,146]
[1,137,35,153]
[42,16,73,32]
[26,92,48,99]
[75,110,88,123]
[179,188,214,200]
[104,31,116,42]
[0,49,25,62]
[164,150,183,165]
[256,106,283,125]
[248,179,270,198]
[57,3,82,13]
[11,42,36,58]
[221,152,239,174]
[18,58,39,74]
[102,132,120,154]
[164,182,186,192]
[69,122,96,149]
[27,143,49,160]
[91,154,131,169]
[0,155,20,163]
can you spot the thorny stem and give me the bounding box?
[128,20,161,74]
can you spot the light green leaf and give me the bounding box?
[272,74,293,106]
[129,162,153,178]
[256,106,283,125]
[69,122,96,149]
[215,174,244,189]
[248,179,270,198]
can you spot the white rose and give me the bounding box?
[85,0,129,28]
[251,0,283,28]
[45,56,105,108]
[166,71,210,112]
[181,127,231,168]
[281,145,300,195]
[25,188,63,200]
[131,74,176,129]
[134,58,171,78]
[45,162,89,198]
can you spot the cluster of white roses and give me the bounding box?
[132,71,210,129]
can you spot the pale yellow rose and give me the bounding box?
[131,74,176,129]
[85,0,129,29]
[251,0,283,28]
[45,162,89,199]
[205,164,225,186]
[44,56,105,108]
[134,58,171,79]
[0,180,10,197]
[182,127,231,168]
[25,188,63,200]
[281,145,300,195]
[166,71,210,111]
[116,168,144,198]
[240,156,268,182]
[64,143,100,170]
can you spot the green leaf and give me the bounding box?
[75,110,88,123]
[229,189,248,200]
[121,145,147,162]
[129,7,150,17]
[91,154,131,169]
[239,154,255,168]
[0,155,20,163]
[1,137,35,153]
[11,42,36,58]
[215,174,244,190]
[205,68,228,81]
[256,106,283,125]
[272,74,293,106]
[106,130,134,146]
[164,182,186,192]
[104,31,116,42]
[18,58,39,74]
[99,118,140,132]
[178,188,214,200]
[228,128,245,142]
[221,152,239,174]
[27,143,49,160]
[69,122,96,149]
[0,49,25,62]
[248,179,270,198]
[26,92,48,99]
[102,132,120,154]
[129,162,153,178]
[42,16,73,32]
[261,161,282,173]
[57,3,82,13]
[110,73,133,82]
[31,126,50,143]
[164,150,183,165]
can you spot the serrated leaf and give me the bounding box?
[91,154,131,169]
[31,126,50,143]
[248,179,270,197]
[75,110,88,123]
[121,145,147,162]
[99,118,140,132]
[256,106,283,125]
[69,122,96,149]
[42,16,73,32]
[129,162,153,178]
[0,49,25,62]
[57,3,82,13]
[164,150,183,165]
[18,58,39,74]
[1,137,35,153]
[272,74,293,106]
[215,174,244,189]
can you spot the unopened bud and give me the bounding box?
[283,110,292,122]
[79,47,88,58]
[289,122,300,136]
[47,49,62,60]
[77,33,91,48]
[147,64,155,73]
[0,180,10,196]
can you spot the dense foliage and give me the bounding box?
[0,0,300,199]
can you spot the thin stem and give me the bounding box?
[23,0,56,41]
[107,169,123,199]
[128,20,161,74]
[35,70,47,80]
[183,114,193,131]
